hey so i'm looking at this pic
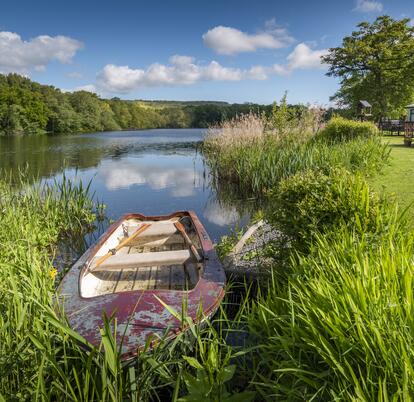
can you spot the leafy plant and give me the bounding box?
[179,341,255,402]
[215,227,244,259]
[319,116,379,143]
[270,91,291,136]
[265,168,392,251]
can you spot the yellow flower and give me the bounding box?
[49,268,57,280]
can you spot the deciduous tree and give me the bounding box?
[323,16,414,120]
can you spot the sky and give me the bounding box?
[0,0,413,104]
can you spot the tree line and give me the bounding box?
[0,74,274,136]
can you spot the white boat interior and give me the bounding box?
[81,217,203,298]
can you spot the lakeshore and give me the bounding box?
[2,113,414,400]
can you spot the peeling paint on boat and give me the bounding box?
[57,211,226,360]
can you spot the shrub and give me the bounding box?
[319,116,379,143]
[265,168,390,250]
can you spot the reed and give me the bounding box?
[204,114,389,197]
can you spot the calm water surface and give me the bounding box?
[0,129,247,242]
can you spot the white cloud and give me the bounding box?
[97,65,145,92]
[271,63,290,76]
[353,0,383,12]
[286,43,328,70]
[85,41,327,95]
[96,56,249,93]
[246,65,269,80]
[0,31,83,73]
[202,23,294,55]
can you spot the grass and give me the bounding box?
[205,114,388,197]
[3,117,414,400]
[370,136,414,223]
[0,172,257,401]
[245,164,414,399]
[206,115,414,399]
[248,219,414,400]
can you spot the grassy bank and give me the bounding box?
[204,114,387,197]
[206,114,414,399]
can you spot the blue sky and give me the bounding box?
[0,0,413,104]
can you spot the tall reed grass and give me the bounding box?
[204,113,388,196]
[248,219,414,400]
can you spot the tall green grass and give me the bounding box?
[245,169,414,400]
[248,221,414,400]
[205,116,388,196]
[0,174,255,401]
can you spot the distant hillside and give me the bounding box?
[0,74,271,136]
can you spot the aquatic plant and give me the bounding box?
[204,115,389,197]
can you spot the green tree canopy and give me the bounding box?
[0,73,277,136]
[322,16,414,120]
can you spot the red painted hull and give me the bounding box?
[57,211,226,360]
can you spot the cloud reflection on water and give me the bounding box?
[99,159,203,198]
[203,200,240,227]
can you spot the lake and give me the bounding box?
[0,129,248,242]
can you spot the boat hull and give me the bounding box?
[57,211,226,360]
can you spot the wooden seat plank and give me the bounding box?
[91,250,192,271]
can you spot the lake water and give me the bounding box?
[0,129,247,242]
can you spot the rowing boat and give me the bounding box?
[57,211,226,360]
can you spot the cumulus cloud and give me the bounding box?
[353,0,383,12]
[202,23,294,55]
[286,43,328,70]
[0,31,83,73]
[96,56,253,93]
[84,42,327,95]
